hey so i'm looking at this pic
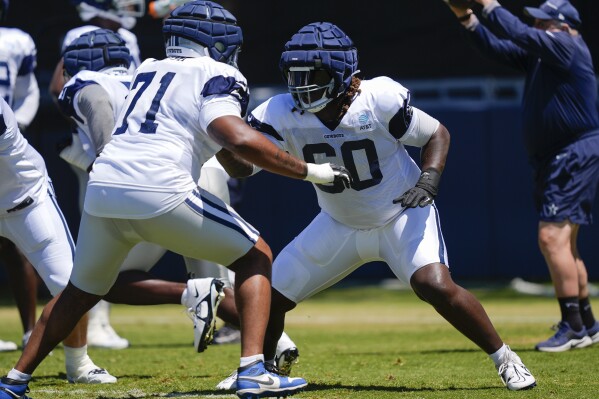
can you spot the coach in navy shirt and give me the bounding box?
[444,0,599,352]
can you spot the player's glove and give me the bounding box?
[443,0,474,10]
[393,168,441,208]
[305,162,352,189]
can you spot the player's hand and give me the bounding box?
[393,169,440,208]
[331,163,352,189]
[305,162,352,189]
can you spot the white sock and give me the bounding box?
[64,345,95,375]
[489,343,508,367]
[7,369,31,382]
[240,354,264,368]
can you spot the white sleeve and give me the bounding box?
[399,107,440,148]
[12,74,40,128]
[199,95,242,132]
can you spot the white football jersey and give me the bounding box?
[62,25,141,72]
[58,70,132,157]
[86,56,248,219]
[0,28,37,107]
[249,77,439,229]
[0,98,47,215]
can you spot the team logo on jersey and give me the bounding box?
[355,112,374,132]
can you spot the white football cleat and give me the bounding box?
[184,278,225,352]
[0,339,17,352]
[496,346,536,391]
[67,367,117,384]
[275,332,299,376]
[87,323,129,350]
[216,370,238,390]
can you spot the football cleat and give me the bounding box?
[184,278,225,352]
[535,321,592,352]
[0,339,17,352]
[236,360,307,399]
[67,367,117,384]
[213,324,241,345]
[216,370,238,391]
[586,321,599,344]
[496,346,536,391]
[275,332,300,376]
[275,347,299,377]
[87,322,129,350]
[0,377,30,399]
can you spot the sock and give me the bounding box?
[488,344,508,367]
[579,297,597,329]
[558,297,583,331]
[6,369,31,382]
[240,354,264,368]
[265,359,276,367]
[64,345,95,376]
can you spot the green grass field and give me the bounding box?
[1,285,598,399]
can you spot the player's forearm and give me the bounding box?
[215,148,255,178]
[420,124,450,174]
[208,115,308,180]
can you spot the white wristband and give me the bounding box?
[304,163,335,184]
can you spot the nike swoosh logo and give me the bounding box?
[238,375,275,386]
[193,286,200,298]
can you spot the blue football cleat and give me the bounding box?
[587,321,599,344]
[535,321,592,352]
[0,377,30,399]
[236,360,307,399]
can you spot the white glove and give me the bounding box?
[305,163,352,188]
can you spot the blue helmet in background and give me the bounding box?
[63,28,131,77]
[162,1,243,67]
[0,0,9,22]
[280,22,358,112]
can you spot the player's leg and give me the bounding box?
[571,225,599,343]
[1,199,128,392]
[0,238,36,349]
[383,205,535,391]
[533,137,599,351]
[130,188,306,397]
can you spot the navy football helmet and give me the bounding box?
[71,0,146,18]
[280,22,358,113]
[63,28,131,77]
[162,1,243,67]
[0,0,8,22]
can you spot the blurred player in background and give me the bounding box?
[216,21,537,392]
[0,2,357,398]
[443,0,599,352]
[49,0,146,350]
[0,0,41,352]
[0,99,116,387]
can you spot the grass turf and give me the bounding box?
[0,285,597,398]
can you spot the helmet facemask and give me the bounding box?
[286,67,334,113]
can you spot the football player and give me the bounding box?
[0,2,352,398]
[50,0,146,350]
[0,0,42,352]
[58,27,232,354]
[0,98,117,387]
[216,22,537,392]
